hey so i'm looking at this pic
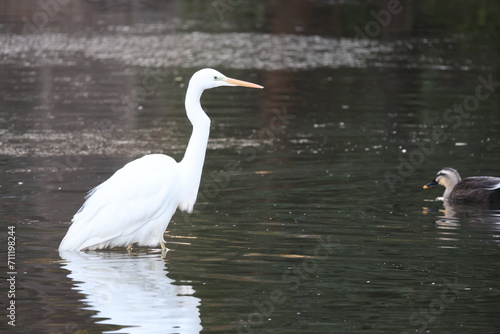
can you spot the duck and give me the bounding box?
[423,167,500,206]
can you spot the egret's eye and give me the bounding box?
[213,76,218,80]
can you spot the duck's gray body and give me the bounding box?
[424,167,500,206]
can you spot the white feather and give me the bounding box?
[58,68,262,252]
[59,154,180,251]
[485,181,500,191]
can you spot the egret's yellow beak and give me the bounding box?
[223,78,263,89]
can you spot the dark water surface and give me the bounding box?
[1,1,500,333]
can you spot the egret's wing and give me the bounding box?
[59,154,180,251]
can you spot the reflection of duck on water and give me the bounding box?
[422,168,500,232]
[423,167,500,207]
[59,251,202,334]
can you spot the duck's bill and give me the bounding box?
[224,78,264,89]
[423,180,438,189]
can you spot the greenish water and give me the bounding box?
[1,1,500,333]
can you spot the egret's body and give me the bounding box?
[59,69,263,253]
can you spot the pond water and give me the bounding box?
[1,1,500,333]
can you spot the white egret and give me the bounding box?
[59,68,263,254]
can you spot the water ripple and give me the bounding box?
[0,32,391,70]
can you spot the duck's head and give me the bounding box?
[423,167,462,190]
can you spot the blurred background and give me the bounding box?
[1,1,499,333]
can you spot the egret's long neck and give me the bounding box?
[180,84,211,180]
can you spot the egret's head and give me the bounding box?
[190,68,263,91]
[423,167,461,190]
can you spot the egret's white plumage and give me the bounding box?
[59,68,263,252]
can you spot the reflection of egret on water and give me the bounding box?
[58,69,263,254]
[59,251,202,334]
